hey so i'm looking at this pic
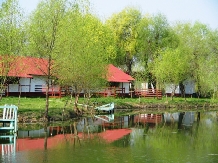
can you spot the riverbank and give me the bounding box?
[0,96,217,123]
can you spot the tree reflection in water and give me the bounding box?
[1,111,218,163]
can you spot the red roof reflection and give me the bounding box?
[0,129,132,153]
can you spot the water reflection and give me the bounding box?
[94,114,114,122]
[1,111,218,163]
[0,135,16,163]
[164,112,197,130]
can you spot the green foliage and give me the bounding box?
[0,0,25,94]
[0,0,218,101]
[0,96,216,113]
[198,29,218,97]
[106,7,142,74]
[24,0,68,118]
[136,13,179,84]
[55,2,110,94]
[0,0,25,55]
[151,46,190,88]
[26,0,65,58]
[173,22,212,96]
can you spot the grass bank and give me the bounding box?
[0,96,217,122]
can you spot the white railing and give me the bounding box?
[0,105,18,133]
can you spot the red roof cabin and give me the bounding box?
[97,64,134,97]
[0,56,135,98]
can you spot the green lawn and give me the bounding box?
[0,96,217,112]
[0,96,217,122]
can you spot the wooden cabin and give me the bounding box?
[96,64,135,97]
[0,57,136,98]
[1,56,165,98]
[0,56,60,97]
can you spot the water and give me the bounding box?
[1,111,218,163]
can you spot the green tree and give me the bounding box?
[105,7,142,75]
[173,22,210,97]
[0,0,24,55]
[138,13,179,89]
[151,47,191,100]
[26,0,66,120]
[55,1,111,113]
[198,29,218,98]
[0,0,25,99]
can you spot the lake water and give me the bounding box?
[1,110,218,163]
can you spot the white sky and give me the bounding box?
[19,0,218,29]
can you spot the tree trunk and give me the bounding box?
[0,76,7,101]
[18,80,22,107]
[148,72,156,89]
[171,85,177,101]
[196,82,201,98]
[126,51,132,75]
[197,112,200,122]
[74,93,81,115]
[44,55,52,121]
[179,82,186,100]
[44,81,49,121]
[178,112,185,129]
[43,122,48,150]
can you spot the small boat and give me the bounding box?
[94,102,114,113]
[94,114,114,122]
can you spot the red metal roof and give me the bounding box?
[1,57,134,83]
[107,64,134,82]
[1,56,49,78]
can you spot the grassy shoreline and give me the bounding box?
[0,96,217,122]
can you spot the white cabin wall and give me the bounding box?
[118,82,130,93]
[134,81,148,89]
[165,79,195,95]
[8,84,19,92]
[183,80,195,94]
[8,78,31,92]
[8,76,48,93]
[165,84,180,94]
[30,76,47,92]
[141,83,148,89]
[19,78,31,92]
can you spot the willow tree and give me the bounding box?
[105,7,142,76]
[173,22,210,97]
[138,13,179,89]
[151,47,191,100]
[198,29,218,98]
[26,0,66,120]
[0,0,25,99]
[55,2,112,112]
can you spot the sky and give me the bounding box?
[18,0,218,29]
